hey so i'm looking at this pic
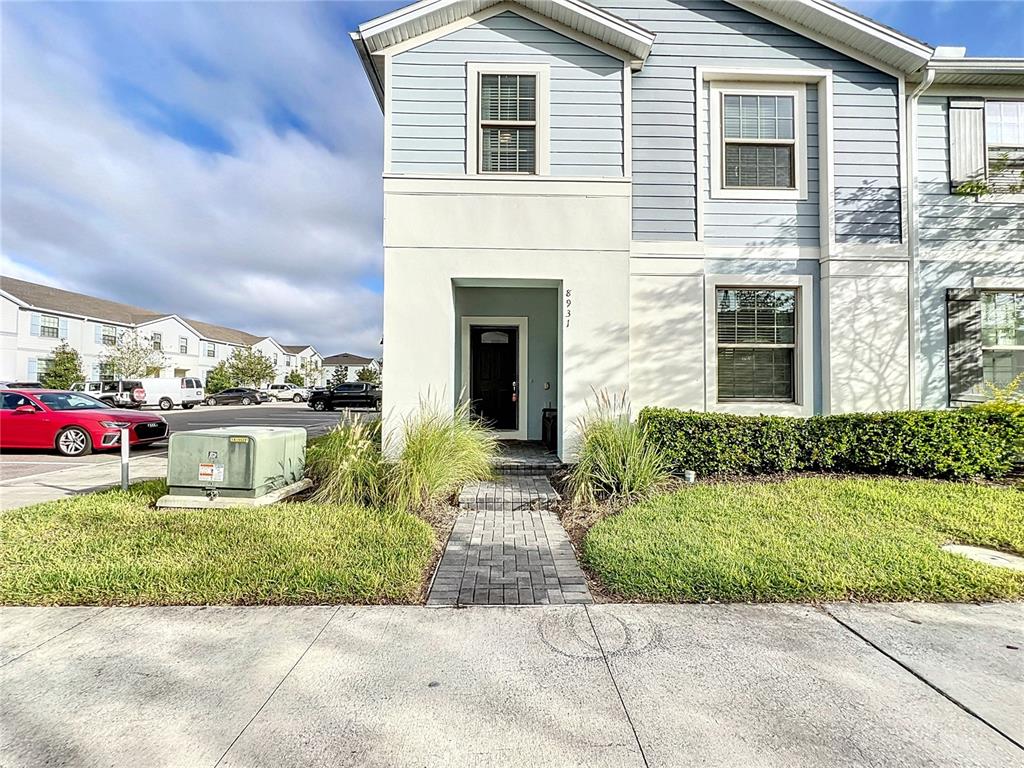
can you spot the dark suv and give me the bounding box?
[308,382,382,411]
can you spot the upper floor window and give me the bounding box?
[206,342,216,358]
[716,288,797,402]
[467,63,549,176]
[179,336,189,354]
[39,314,60,338]
[101,325,117,346]
[710,82,807,201]
[981,291,1023,388]
[480,74,536,174]
[985,101,1024,192]
[151,333,162,351]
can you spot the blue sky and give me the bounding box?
[1,1,1021,355]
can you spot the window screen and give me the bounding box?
[722,94,796,189]
[717,289,797,401]
[480,74,536,174]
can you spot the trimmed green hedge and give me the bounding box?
[639,407,1024,480]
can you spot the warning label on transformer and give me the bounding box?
[198,463,225,482]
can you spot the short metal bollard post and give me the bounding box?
[120,427,130,490]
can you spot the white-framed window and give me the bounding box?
[273,352,279,365]
[39,314,60,338]
[704,274,813,417]
[206,342,216,358]
[466,63,550,176]
[98,362,115,382]
[716,288,797,402]
[151,332,162,351]
[981,291,1024,387]
[102,325,117,346]
[709,82,808,200]
[179,336,188,354]
[984,101,1024,192]
[286,355,293,367]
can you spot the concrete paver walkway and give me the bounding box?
[429,474,592,606]
[1,603,1020,767]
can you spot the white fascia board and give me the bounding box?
[356,0,654,63]
[727,0,931,77]
[350,32,384,111]
[0,290,29,308]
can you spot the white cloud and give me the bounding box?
[1,2,385,355]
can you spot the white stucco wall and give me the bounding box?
[382,176,632,460]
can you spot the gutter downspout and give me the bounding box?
[906,66,935,411]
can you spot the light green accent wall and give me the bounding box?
[453,287,559,440]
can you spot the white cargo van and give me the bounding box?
[139,377,204,410]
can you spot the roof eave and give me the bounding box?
[350,31,385,112]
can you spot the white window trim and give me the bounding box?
[704,274,815,418]
[980,290,1024,384]
[709,81,809,201]
[459,315,529,441]
[466,62,550,177]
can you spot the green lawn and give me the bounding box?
[0,481,436,606]
[582,477,1024,603]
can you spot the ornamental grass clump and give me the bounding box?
[567,391,671,507]
[306,418,386,507]
[388,398,497,511]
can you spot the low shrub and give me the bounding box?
[568,392,671,506]
[640,407,1023,480]
[388,399,497,511]
[306,418,386,506]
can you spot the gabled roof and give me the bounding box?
[0,275,267,346]
[323,352,376,366]
[1,276,160,325]
[728,0,933,74]
[281,344,319,355]
[352,0,657,106]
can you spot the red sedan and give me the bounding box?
[0,389,168,457]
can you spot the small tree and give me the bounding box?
[227,347,276,388]
[329,366,349,388]
[205,362,234,394]
[40,342,85,389]
[100,330,167,378]
[284,370,304,386]
[356,365,381,385]
[298,358,321,387]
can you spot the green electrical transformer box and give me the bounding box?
[166,426,306,498]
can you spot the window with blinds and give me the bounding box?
[479,74,536,174]
[981,291,1024,388]
[716,289,797,402]
[722,94,795,189]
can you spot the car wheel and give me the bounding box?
[241,397,252,406]
[159,398,174,411]
[312,400,327,411]
[56,426,92,457]
[182,403,195,410]
[293,394,302,402]
[206,397,217,406]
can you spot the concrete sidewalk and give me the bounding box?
[1,603,1020,767]
[0,454,168,511]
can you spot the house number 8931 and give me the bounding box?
[565,289,573,328]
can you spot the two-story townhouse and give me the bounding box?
[0,277,330,387]
[281,345,325,385]
[352,0,1022,459]
[322,352,382,384]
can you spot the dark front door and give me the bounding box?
[470,325,518,430]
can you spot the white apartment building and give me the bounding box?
[0,276,326,386]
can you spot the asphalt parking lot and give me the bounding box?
[0,402,353,484]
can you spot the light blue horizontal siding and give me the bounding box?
[916,96,1024,246]
[702,83,820,247]
[390,11,623,176]
[591,0,902,244]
